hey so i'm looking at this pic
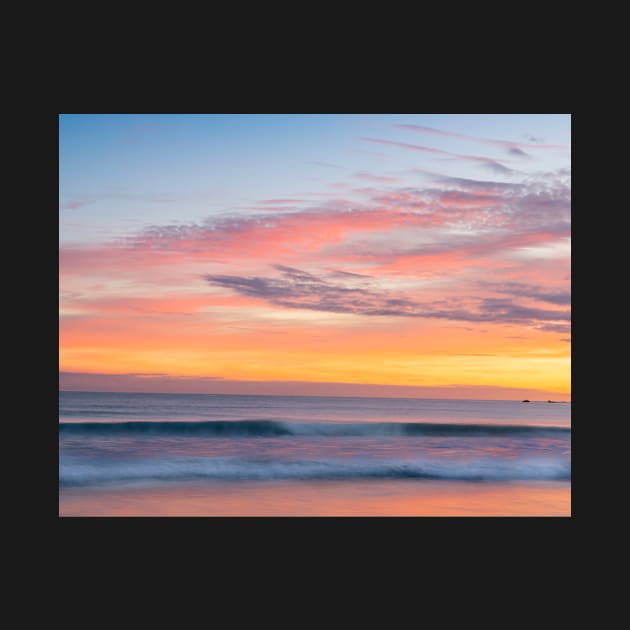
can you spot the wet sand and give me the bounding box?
[59,479,571,516]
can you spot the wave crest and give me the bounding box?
[59,419,569,438]
[59,455,570,486]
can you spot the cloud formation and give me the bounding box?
[59,371,224,394]
[508,147,530,157]
[62,197,95,210]
[205,266,570,326]
[480,282,571,306]
[535,323,571,334]
[361,137,515,174]
[423,173,525,192]
[394,124,565,152]
[258,199,306,204]
[60,115,571,398]
[59,371,567,399]
[353,171,400,183]
[60,167,569,293]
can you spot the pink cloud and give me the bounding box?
[60,170,570,333]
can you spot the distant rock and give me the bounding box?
[521,399,530,403]
[547,400,556,403]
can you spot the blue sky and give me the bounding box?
[59,114,570,244]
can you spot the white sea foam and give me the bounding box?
[59,455,570,487]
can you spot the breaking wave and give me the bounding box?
[59,419,569,438]
[59,455,570,486]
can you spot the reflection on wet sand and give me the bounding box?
[60,479,570,517]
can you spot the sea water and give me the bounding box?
[59,391,571,516]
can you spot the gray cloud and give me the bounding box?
[59,372,224,394]
[62,197,96,210]
[482,161,515,175]
[426,174,525,192]
[480,282,571,306]
[508,147,530,158]
[524,134,545,144]
[272,265,323,282]
[361,137,515,174]
[478,298,571,323]
[326,269,374,280]
[59,372,568,398]
[205,266,571,326]
[535,323,572,334]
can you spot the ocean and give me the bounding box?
[58,391,571,516]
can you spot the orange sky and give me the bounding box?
[59,114,570,399]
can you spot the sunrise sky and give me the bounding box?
[59,114,571,400]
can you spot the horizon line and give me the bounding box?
[59,389,571,403]
[59,371,569,401]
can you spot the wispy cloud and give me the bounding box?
[411,170,526,192]
[361,137,515,174]
[205,265,570,326]
[258,199,306,204]
[326,269,373,280]
[353,171,400,183]
[61,189,216,211]
[524,134,545,144]
[60,115,571,398]
[60,165,570,304]
[480,282,571,306]
[394,123,566,153]
[62,196,96,210]
[508,147,530,158]
[59,371,568,399]
[535,323,571,334]
[59,371,224,394]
